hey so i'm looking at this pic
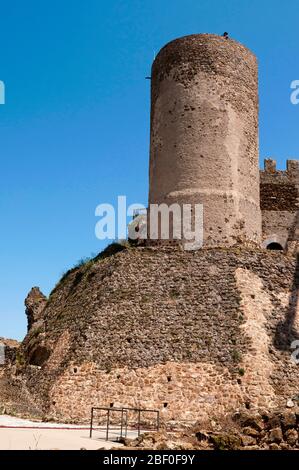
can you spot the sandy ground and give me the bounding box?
[0,415,138,450]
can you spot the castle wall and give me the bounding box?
[260,159,299,251]
[0,339,19,369]
[148,34,261,247]
[2,35,299,428]
[10,247,298,424]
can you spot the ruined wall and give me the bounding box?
[260,159,299,251]
[0,338,32,416]
[6,246,298,425]
[148,34,261,247]
[2,35,299,429]
[0,338,19,369]
[25,287,47,332]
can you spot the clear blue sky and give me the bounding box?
[1,0,298,340]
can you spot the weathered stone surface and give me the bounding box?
[281,411,296,430]
[267,415,281,430]
[269,443,280,450]
[0,245,298,424]
[209,433,242,450]
[149,34,261,248]
[242,427,260,437]
[287,399,295,408]
[285,429,298,446]
[260,159,298,251]
[241,435,256,447]
[234,412,264,432]
[268,427,283,444]
[120,409,299,450]
[25,287,47,331]
[0,338,20,367]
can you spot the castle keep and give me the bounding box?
[0,34,298,426]
[149,34,261,247]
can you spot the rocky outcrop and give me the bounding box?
[25,287,47,331]
[121,410,299,450]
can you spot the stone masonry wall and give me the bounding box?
[149,34,261,248]
[5,246,298,425]
[0,338,19,368]
[260,158,299,250]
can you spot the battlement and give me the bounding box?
[260,158,298,250]
[260,158,299,213]
[261,158,299,183]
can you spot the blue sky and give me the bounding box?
[0,0,298,340]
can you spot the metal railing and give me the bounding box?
[89,406,160,441]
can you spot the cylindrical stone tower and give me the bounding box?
[148,34,261,247]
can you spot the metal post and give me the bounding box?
[106,408,110,441]
[89,407,94,438]
[125,410,128,437]
[120,408,124,438]
[137,409,141,437]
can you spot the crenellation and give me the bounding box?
[263,158,277,173]
[260,158,298,250]
[261,158,299,181]
[287,159,299,182]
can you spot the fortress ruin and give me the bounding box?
[0,34,298,428]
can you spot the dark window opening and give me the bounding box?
[28,346,50,366]
[163,402,168,408]
[266,242,283,251]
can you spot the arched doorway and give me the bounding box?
[263,235,285,251]
[266,242,283,251]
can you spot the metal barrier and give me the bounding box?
[89,406,160,441]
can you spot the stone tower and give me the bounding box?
[148,34,262,247]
